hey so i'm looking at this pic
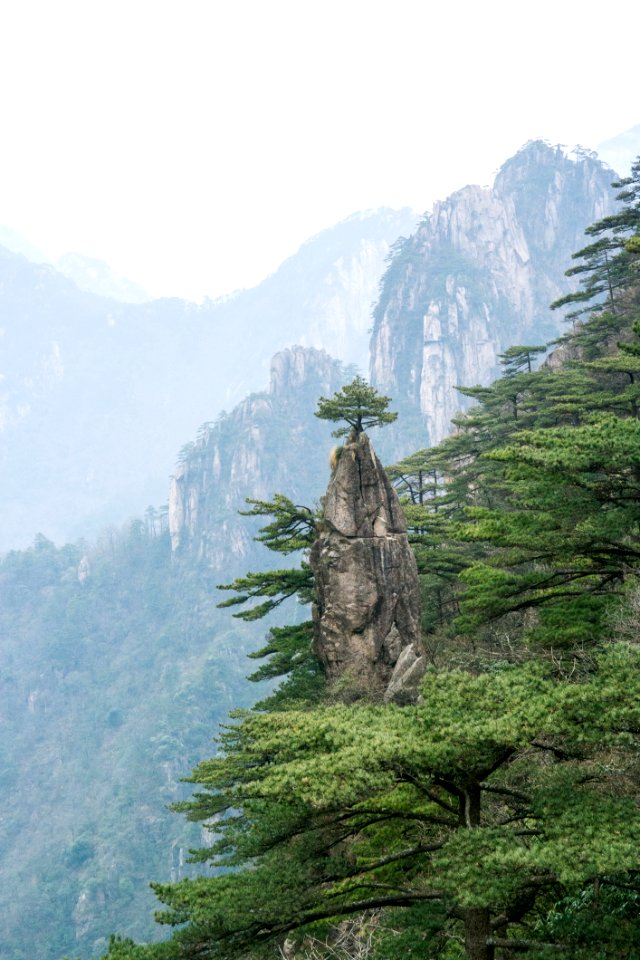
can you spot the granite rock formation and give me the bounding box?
[0,207,413,552]
[370,141,618,454]
[310,430,423,699]
[168,346,346,569]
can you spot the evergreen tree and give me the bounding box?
[498,344,547,376]
[104,646,640,960]
[315,375,397,437]
[552,158,640,320]
[101,161,640,960]
[217,494,324,707]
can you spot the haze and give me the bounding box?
[0,0,638,301]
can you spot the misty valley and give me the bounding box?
[2,140,640,960]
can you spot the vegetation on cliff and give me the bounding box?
[99,159,640,960]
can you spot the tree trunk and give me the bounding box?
[464,907,494,960]
[459,783,494,959]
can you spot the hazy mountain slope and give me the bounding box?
[370,141,618,454]
[0,207,414,552]
[168,346,351,566]
[0,224,48,262]
[0,346,351,959]
[0,139,631,959]
[597,122,640,176]
[0,530,262,960]
[55,252,151,303]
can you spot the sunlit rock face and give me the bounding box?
[310,430,422,699]
[370,141,618,451]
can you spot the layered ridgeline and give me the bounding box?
[0,142,620,551]
[101,159,640,960]
[0,143,633,960]
[0,207,413,552]
[370,141,617,451]
[165,142,623,559]
[168,347,348,567]
[0,348,352,960]
[0,531,258,960]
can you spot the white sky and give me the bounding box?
[0,0,638,302]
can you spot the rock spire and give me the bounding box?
[310,429,424,701]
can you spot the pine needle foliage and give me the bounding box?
[217,494,321,704]
[315,376,398,438]
[103,156,640,960]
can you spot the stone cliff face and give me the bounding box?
[267,208,417,372]
[310,430,422,700]
[168,346,346,569]
[370,142,618,450]
[0,207,414,553]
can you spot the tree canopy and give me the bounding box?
[315,375,398,437]
[103,157,640,960]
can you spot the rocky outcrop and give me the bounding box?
[370,141,618,453]
[168,346,346,568]
[310,430,423,699]
[0,208,414,553]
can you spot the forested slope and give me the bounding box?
[0,347,354,959]
[101,161,640,960]
[0,530,260,959]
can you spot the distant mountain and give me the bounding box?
[55,251,151,303]
[166,143,624,558]
[596,123,640,176]
[0,139,632,958]
[0,207,415,552]
[0,346,345,959]
[370,141,618,456]
[169,346,349,566]
[0,224,48,262]
[1,140,627,554]
[0,518,264,959]
[0,228,151,302]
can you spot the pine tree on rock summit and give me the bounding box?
[100,164,640,960]
[315,375,397,437]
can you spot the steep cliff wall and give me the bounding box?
[370,142,618,450]
[0,207,414,553]
[168,346,346,568]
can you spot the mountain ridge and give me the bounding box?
[370,140,618,453]
[0,207,414,551]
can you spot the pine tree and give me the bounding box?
[552,157,640,321]
[101,162,640,960]
[315,375,397,437]
[217,494,321,706]
[104,646,640,960]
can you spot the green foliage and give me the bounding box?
[499,344,547,376]
[217,491,324,707]
[240,495,317,553]
[100,645,640,959]
[315,375,398,437]
[387,211,640,646]
[551,159,640,320]
[0,525,263,960]
[218,495,317,621]
[247,621,326,710]
[102,156,640,960]
[217,564,314,620]
[540,883,640,959]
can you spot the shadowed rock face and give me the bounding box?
[310,430,423,699]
